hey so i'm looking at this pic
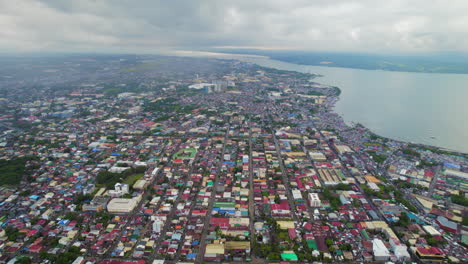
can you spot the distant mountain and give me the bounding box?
[209,49,468,74]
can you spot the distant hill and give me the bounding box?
[209,49,468,74]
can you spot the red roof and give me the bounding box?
[143,121,155,127]
[417,247,444,256]
[271,203,289,211]
[332,221,342,227]
[424,170,435,177]
[99,261,146,264]
[210,218,230,227]
[288,228,297,239]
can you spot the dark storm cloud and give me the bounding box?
[1,0,467,53]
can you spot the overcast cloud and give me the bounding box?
[1,0,467,54]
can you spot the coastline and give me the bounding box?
[324,85,468,158]
[208,50,468,75]
[225,56,468,154]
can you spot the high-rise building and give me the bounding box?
[309,193,321,207]
[153,218,162,233]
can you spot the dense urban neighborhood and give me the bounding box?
[0,55,466,264]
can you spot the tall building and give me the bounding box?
[108,183,129,197]
[212,80,228,92]
[309,193,321,207]
[153,218,162,233]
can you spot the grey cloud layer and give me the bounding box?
[1,0,467,53]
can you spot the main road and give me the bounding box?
[195,123,230,263]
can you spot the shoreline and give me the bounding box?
[210,50,468,75]
[228,55,467,155]
[324,89,468,157]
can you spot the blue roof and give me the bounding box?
[171,233,182,240]
[58,219,69,225]
[29,195,39,200]
[444,162,460,169]
[407,212,424,224]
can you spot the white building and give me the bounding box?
[422,225,441,236]
[188,83,215,91]
[339,194,351,205]
[72,256,85,264]
[151,167,159,177]
[153,218,163,233]
[372,238,390,261]
[133,179,147,190]
[309,193,321,207]
[109,166,131,174]
[292,189,303,200]
[389,238,411,261]
[134,161,147,167]
[107,197,139,213]
[212,80,228,92]
[108,183,129,197]
[368,182,380,192]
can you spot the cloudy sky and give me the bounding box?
[1,0,467,54]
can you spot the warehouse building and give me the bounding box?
[372,238,390,261]
[436,216,457,233]
[107,195,141,213]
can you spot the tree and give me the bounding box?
[15,257,32,264]
[5,227,19,241]
[397,212,410,226]
[267,252,281,260]
[451,194,468,207]
[274,194,281,204]
[39,250,49,259]
[339,243,352,251]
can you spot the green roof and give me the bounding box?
[462,235,468,245]
[214,202,236,208]
[361,229,370,240]
[306,239,317,250]
[281,253,298,261]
